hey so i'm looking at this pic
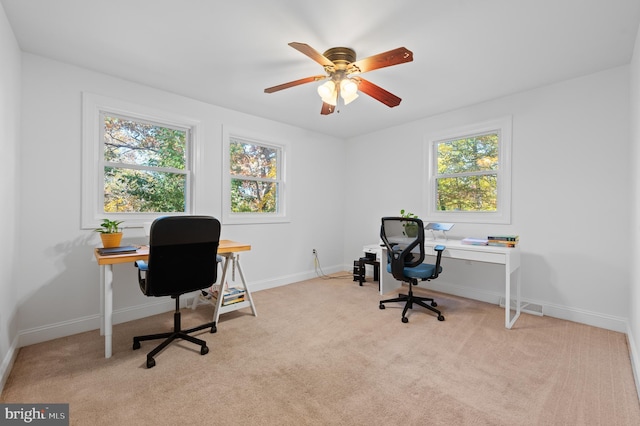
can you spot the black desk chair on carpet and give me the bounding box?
[133,216,221,368]
[379,216,446,323]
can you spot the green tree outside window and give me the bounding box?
[229,139,279,213]
[435,133,499,212]
[102,115,188,213]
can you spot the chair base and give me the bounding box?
[379,284,445,323]
[133,297,217,368]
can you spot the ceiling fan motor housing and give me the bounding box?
[323,47,356,70]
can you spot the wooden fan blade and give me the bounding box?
[348,47,413,74]
[357,78,402,108]
[289,42,335,68]
[320,102,335,115]
[264,75,326,93]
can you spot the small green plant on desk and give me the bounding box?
[400,209,419,237]
[95,219,123,234]
[95,219,124,248]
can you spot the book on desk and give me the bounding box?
[96,246,139,256]
[487,235,519,247]
[461,235,519,247]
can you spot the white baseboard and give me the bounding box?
[423,281,628,333]
[247,264,345,292]
[17,299,176,348]
[541,303,627,333]
[12,264,346,351]
[2,299,181,394]
[626,324,640,402]
[0,334,19,395]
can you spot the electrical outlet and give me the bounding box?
[312,249,317,255]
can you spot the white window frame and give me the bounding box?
[222,126,290,225]
[424,116,512,224]
[81,92,203,229]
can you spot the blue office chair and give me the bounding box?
[379,216,446,323]
[133,216,221,368]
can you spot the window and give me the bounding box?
[82,93,202,229]
[222,128,289,224]
[425,117,512,224]
[102,114,189,213]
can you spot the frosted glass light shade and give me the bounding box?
[317,81,335,98]
[340,78,358,96]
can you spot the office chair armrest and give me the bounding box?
[431,245,446,279]
[135,260,148,271]
[135,260,148,288]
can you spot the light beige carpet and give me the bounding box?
[2,275,639,425]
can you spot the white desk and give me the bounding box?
[365,240,522,329]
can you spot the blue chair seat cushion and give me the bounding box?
[387,262,442,280]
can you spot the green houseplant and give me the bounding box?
[400,209,419,237]
[95,219,124,248]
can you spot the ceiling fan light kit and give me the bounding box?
[264,42,413,115]
[317,80,337,105]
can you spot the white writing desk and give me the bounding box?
[366,239,522,329]
[94,240,256,358]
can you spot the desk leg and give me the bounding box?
[212,253,257,325]
[505,258,521,329]
[212,254,231,325]
[235,255,257,317]
[103,264,113,358]
[379,248,401,296]
[99,265,105,336]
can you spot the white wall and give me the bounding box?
[629,21,640,399]
[22,54,625,336]
[0,2,21,391]
[344,66,631,332]
[15,53,346,346]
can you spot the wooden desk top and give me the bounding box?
[94,239,251,266]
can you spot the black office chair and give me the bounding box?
[133,216,221,368]
[379,217,446,323]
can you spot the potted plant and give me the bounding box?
[95,219,124,248]
[400,209,419,237]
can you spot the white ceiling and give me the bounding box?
[2,0,639,138]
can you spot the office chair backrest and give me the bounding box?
[380,217,426,282]
[145,216,221,297]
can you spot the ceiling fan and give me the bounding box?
[264,42,413,115]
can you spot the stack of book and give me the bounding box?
[487,235,519,247]
[212,286,246,306]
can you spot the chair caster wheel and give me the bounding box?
[201,346,209,355]
[210,324,217,333]
[438,315,445,321]
[379,304,385,310]
[133,340,141,350]
[431,301,438,307]
[146,358,155,368]
[402,317,409,323]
